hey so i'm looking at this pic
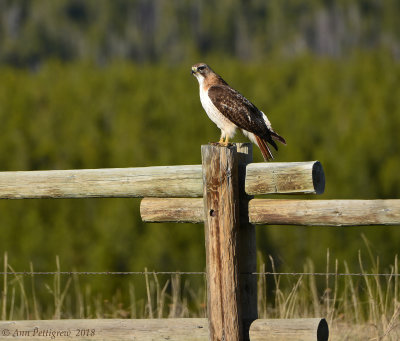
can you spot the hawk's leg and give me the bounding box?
[218,131,225,144]
[220,135,230,146]
[216,131,232,146]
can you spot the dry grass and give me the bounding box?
[256,250,400,340]
[1,241,399,340]
[254,235,400,340]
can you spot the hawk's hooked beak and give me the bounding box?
[191,66,197,75]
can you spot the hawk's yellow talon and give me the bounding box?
[220,136,229,146]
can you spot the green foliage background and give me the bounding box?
[0,1,399,313]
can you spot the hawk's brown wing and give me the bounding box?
[207,84,271,139]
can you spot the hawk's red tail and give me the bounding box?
[255,136,274,161]
[271,131,286,145]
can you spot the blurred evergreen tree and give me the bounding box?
[1,1,400,66]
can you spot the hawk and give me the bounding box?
[191,63,286,161]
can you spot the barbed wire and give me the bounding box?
[249,272,400,277]
[0,271,205,276]
[0,271,399,277]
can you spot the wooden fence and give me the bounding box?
[0,142,399,341]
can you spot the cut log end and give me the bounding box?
[312,161,325,195]
[317,318,329,341]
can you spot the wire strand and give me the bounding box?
[0,271,398,277]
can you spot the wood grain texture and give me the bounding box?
[245,161,325,195]
[0,166,203,199]
[141,198,400,226]
[202,144,242,341]
[0,318,328,340]
[249,199,400,226]
[0,161,324,199]
[141,198,204,223]
[0,318,208,340]
[250,318,329,341]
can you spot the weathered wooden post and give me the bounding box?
[201,143,258,341]
[201,144,243,341]
[236,143,257,340]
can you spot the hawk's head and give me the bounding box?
[192,63,227,88]
[191,63,213,80]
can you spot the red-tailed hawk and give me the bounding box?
[191,63,286,161]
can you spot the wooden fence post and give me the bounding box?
[202,144,242,341]
[236,143,257,341]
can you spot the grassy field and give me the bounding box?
[1,240,399,340]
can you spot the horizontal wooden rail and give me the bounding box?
[0,161,324,199]
[245,161,325,195]
[141,198,204,223]
[141,198,400,226]
[0,166,202,199]
[0,318,328,340]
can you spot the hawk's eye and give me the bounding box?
[197,65,206,71]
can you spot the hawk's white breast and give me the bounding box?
[199,86,237,138]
